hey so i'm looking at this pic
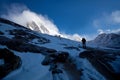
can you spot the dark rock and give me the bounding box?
[0,48,21,79]
[0,48,15,64]
[0,36,11,45]
[9,29,50,44]
[52,69,63,74]
[49,53,58,58]
[41,55,53,66]
[64,46,80,51]
[49,51,69,63]
[0,31,4,35]
[0,35,54,53]
[41,51,69,66]
[56,52,69,63]
[79,50,93,58]
[79,49,120,80]
[46,49,57,53]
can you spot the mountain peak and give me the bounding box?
[93,33,120,48]
[26,21,50,34]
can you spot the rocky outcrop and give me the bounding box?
[0,36,54,53]
[41,51,69,66]
[0,48,21,79]
[79,50,120,80]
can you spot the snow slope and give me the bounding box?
[1,18,119,80]
[3,52,51,80]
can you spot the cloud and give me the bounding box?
[93,20,100,28]
[2,3,28,14]
[97,29,104,34]
[93,10,120,36]
[93,10,120,28]
[111,11,120,23]
[1,4,82,41]
[61,33,82,41]
[97,29,120,34]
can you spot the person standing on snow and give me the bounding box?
[81,38,86,48]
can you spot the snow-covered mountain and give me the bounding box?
[0,18,120,80]
[2,10,82,41]
[26,21,50,34]
[90,33,120,49]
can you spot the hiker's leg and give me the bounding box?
[82,44,84,48]
[84,44,86,48]
[83,44,85,48]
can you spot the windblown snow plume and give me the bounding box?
[1,4,82,41]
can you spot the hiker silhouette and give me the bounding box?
[81,38,86,48]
